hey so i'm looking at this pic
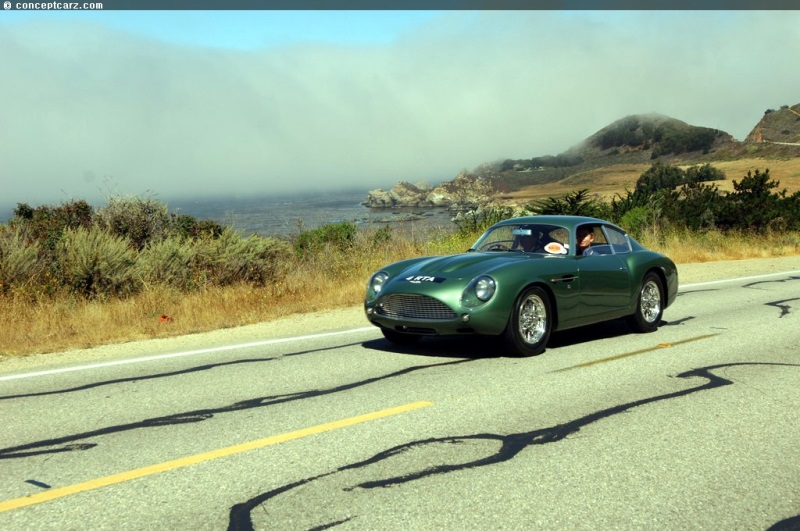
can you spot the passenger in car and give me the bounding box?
[576,226,596,256]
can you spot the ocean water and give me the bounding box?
[168,190,458,238]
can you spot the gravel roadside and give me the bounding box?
[3,255,800,374]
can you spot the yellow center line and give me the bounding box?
[553,334,719,373]
[0,400,434,513]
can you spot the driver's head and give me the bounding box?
[518,228,539,251]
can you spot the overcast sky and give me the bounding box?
[2,10,799,209]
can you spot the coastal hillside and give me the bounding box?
[364,103,800,210]
[745,103,800,144]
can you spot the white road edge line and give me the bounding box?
[679,269,800,289]
[4,269,799,383]
[0,327,378,382]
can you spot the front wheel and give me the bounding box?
[627,272,664,333]
[503,286,552,357]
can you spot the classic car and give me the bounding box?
[365,215,678,357]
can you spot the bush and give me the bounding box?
[94,195,171,250]
[528,189,609,218]
[56,226,138,298]
[136,236,199,290]
[617,206,653,239]
[370,225,393,247]
[453,206,517,235]
[170,213,225,240]
[685,163,725,184]
[294,221,357,255]
[0,225,43,293]
[635,162,686,194]
[715,169,797,232]
[199,228,293,286]
[11,200,93,251]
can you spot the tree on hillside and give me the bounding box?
[635,162,685,194]
[529,189,608,218]
[715,169,792,232]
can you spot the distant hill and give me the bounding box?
[478,104,800,196]
[365,104,800,210]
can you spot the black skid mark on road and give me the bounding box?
[228,473,345,531]
[0,342,366,401]
[0,360,472,460]
[767,514,800,530]
[307,518,353,531]
[677,289,718,297]
[743,275,800,290]
[227,362,800,531]
[766,298,799,318]
[24,479,52,489]
[663,316,695,326]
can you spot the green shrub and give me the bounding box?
[0,225,43,292]
[635,162,686,194]
[453,206,516,235]
[199,228,293,286]
[715,169,797,232]
[170,214,225,240]
[617,206,653,239]
[136,236,199,290]
[11,200,93,251]
[94,195,171,250]
[370,225,393,247]
[56,227,138,298]
[685,163,725,184]
[528,189,609,218]
[294,221,357,255]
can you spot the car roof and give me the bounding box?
[493,215,615,231]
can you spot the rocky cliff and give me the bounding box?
[362,172,497,211]
[745,104,800,145]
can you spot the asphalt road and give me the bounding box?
[1,259,799,530]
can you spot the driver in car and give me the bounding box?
[513,227,543,252]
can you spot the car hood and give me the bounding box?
[395,252,534,281]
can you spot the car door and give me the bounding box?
[576,225,632,322]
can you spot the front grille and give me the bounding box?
[377,294,457,320]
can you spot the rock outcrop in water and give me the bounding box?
[363,172,496,211]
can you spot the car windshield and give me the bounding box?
[473,223,569,254]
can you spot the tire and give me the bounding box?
[503,286,552,357]
[381,328,422,346]
[627,272,664,333]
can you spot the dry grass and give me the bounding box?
[637,227,800,263]
[0,226,473,358]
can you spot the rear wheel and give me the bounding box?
[627,272,664,333]
[503,286,552,357]
[381,328,422,346]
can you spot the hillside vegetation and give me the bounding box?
[473,104,800,205]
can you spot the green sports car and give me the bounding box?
[365,215,678,357]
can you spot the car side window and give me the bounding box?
[603,226,632,254]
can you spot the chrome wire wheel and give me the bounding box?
[504,286,552,357]
[518,293,548,345]
[639,279,662,324]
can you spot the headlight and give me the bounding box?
[366,271,389,302]
[475,276,496,301]
[461,275,496,308]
